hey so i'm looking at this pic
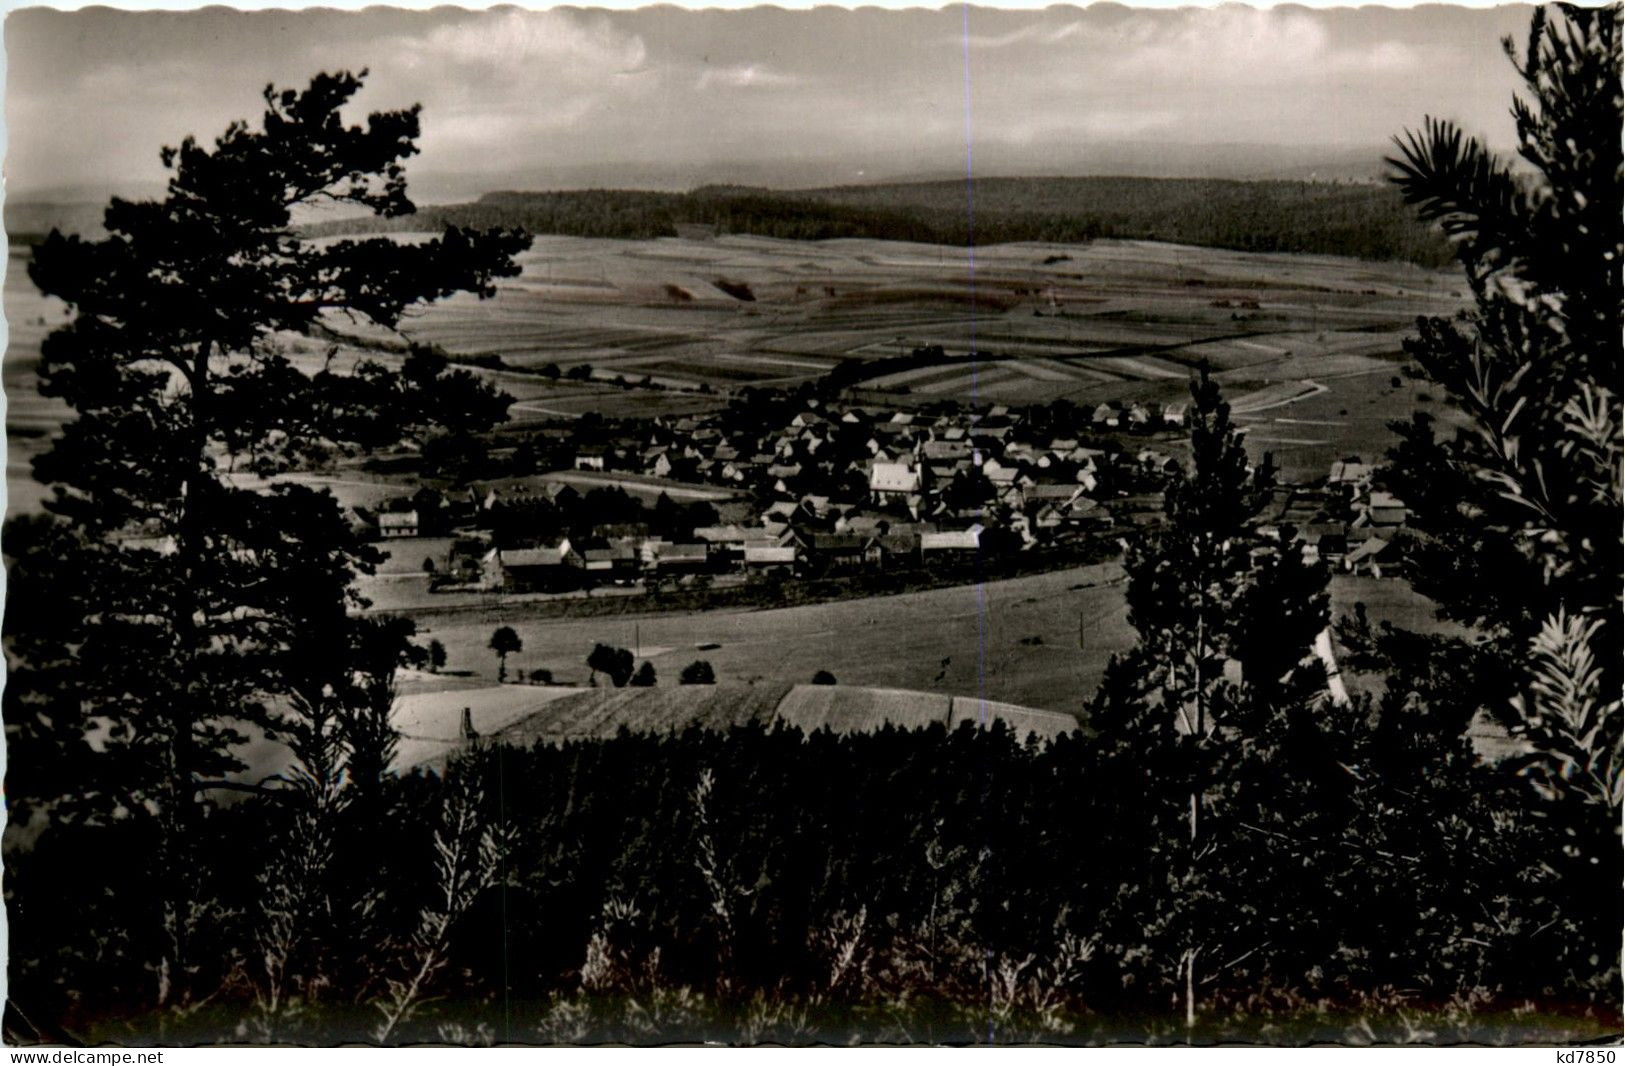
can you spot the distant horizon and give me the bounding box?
[5,139,1421,209]
[6,4,1532,206]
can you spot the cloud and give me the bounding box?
[307,9,665,162]
[1329,40,1424,74]
[695,63,802,91]
[955,7,1428,90]
[3,5,1522,198]
[1099,7,1333,83]
[388,9,648,81]
[1003,110,1183,144]
[958,20,1086,50]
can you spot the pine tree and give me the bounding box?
[1089,365,1332,1030]
[1384,2,1622,1003]
[3,71,530,1010]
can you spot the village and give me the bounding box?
[367,386,1411,602]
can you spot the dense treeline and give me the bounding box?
[305,177,1454,267]
[6,714,1607,1045]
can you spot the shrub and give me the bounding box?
[680,660,716,685]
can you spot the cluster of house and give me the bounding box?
[1085,400,1189,432]
[637,401,1178,530]
[371,389,1414,594]
[430,400,1188,592]
[1265,459,1410,577]
[465,504,1041,594]
[471,523,991,593]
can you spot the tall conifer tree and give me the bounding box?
[1384,2,1622,1000]
[1089,365,1332,1031]
[4,71,530,1008]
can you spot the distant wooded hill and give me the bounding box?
[303,177,1454,267]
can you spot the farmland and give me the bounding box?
[5,231,1466,512]
[353,233,1467,481]
[400,562,1132,715]
[390,560,1438,721]
[5,226,1460,719]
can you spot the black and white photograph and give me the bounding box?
[1,0,1620,1048]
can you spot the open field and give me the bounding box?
[405,561,1133,714]
[233,563,1453,781]
[367,234,1469,480]
[535,468,742,501]
[395,556,1447,717]
[6,234,1466,514]
[234,676,1074,777]
[230,679,587,780]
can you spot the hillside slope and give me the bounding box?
[300,176,1452,267]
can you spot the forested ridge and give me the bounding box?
[305,177,1455,267]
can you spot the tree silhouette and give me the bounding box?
[630,662,658,687]
[1088,364,1330,1032]
[587,643,635,688]
[428,639,448,674]
[680,661,717,685]
[488,627,522,682]
[1385,2,1622,1001]
[2,70,529,1007]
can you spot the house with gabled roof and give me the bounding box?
[1344,536,1395,577]
[922,439,972,463]
[744,543,798,574]
[798,531,868,572]
[378,510,419,539]
[921,525,984,555]
[1329,459,1372,488]
[837,512,885,537]
[494,540,582,591]
[1022,483,1083,510]
[1366,490,1408,529]
[869,461,922,500]
[577,541,639,582]
[647,541,709,573]
[865,531,920,570]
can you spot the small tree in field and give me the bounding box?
[427,640,447,674]
[488,627,522,683]
[680,661,717,686]
[630,662,658,687]
[811,670,837,685]
[587,643,635,688]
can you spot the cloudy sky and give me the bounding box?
[5,4,1533,200]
